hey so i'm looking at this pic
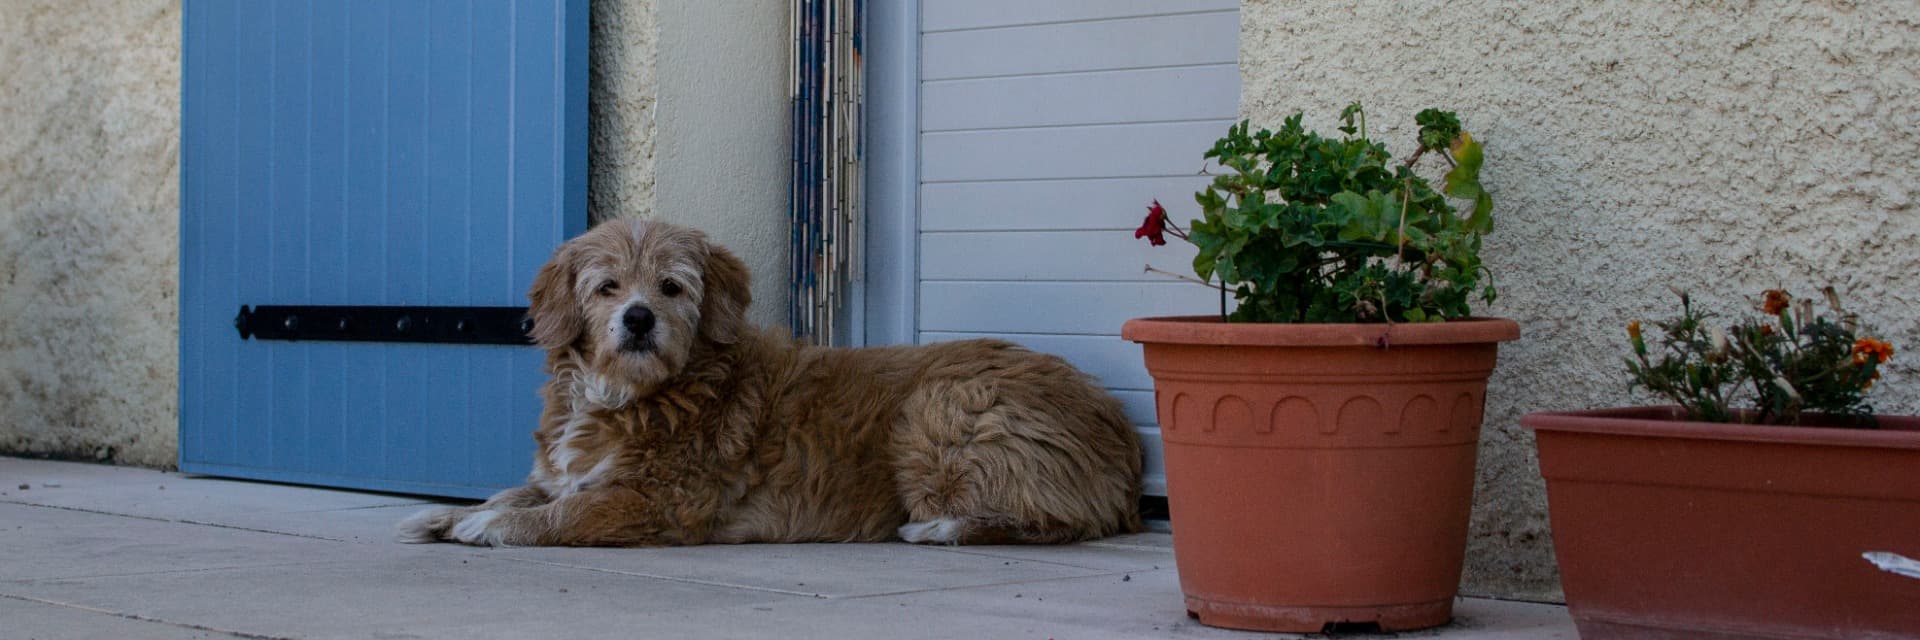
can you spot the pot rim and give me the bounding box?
[1521,405,1920,450]
[1121,315,1520,347]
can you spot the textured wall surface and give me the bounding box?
[0,0,182,467]
[589,0,659,224]
[1242,0,1920,601]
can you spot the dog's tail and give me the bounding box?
[898,516,1107,545]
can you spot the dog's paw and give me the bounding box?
[450,509,507,546]
[898,518,965,544]
[394,506,461,544]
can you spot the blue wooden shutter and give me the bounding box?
[180,0,589,498]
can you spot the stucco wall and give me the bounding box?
[1241,1,1920,600]
[0,0,182,467]
[589,0,658,224]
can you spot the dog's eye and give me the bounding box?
[660,279,683,297]
[595,281,618,297]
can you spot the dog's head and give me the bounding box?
[526,219,752,391]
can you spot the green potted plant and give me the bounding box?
[1121,104,1519,633]
[1522,289,1920,639]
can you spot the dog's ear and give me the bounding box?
[699,241,753,345]
[527,241,584,351]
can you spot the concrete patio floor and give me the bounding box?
[1,457,1575,639]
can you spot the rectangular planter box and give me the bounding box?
[1523,406,1920,640]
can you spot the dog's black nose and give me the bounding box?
[622,305,655,335]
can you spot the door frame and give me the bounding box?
[859,0,919,347]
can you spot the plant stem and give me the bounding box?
[1401,147,1428,169]
[1397,184,1412,262]
[1163,216,1190,241]
[1143,265,1229,292]
[1220,280,1228,321]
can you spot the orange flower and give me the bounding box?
[1758,324,1775,336]
[1762,289,1791,315]
[1853,338,1894,364]
[1627,321,1646,356]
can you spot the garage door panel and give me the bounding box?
[922,121,1230,182]
[1116,391,1158,428]
[922,176,1212,232]
[922,11,1237,80]
[303,4,350,306]
[924,0,1237,32]
[384,0,431,305]
[922,230,1201,283]
[1137,425,1166,495]
[922,64,1238,132]
[424,3,476,307]
[919,281,1223,335]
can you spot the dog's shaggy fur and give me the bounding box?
[397,219,1143,547]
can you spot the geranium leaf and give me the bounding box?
[1444,132,1493,232]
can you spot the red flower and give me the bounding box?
[1762,289,1791,315]
[1853,338,1894,364]
[1135,200,1169,246]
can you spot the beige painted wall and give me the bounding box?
[2,0,792,466]
[1242,1,1920,600]
[654,0,793,330]
[0,0,182,467]
[592,0,793,330]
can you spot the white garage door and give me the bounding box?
[867,1,1241,496]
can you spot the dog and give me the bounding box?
[397,218,1143,547]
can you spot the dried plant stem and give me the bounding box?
[1143,265,1229,292]
[1397,185,1411,262]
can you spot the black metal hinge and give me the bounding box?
[235,305,534,345]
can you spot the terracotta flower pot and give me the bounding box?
[1122,315,1520,633]
[1522,407,1920,639]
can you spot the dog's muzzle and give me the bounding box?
[620,305,656,352]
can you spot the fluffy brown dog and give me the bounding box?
[397,219,1142,547]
